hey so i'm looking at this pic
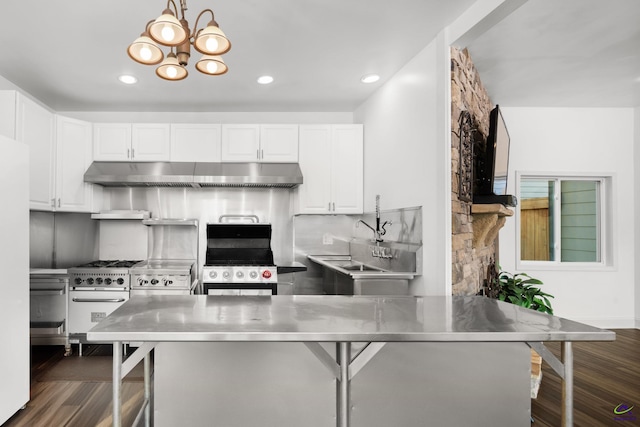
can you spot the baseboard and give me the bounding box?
[568,317,637,329]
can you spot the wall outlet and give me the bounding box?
[322,233,334,245]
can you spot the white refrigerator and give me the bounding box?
[0,135,29,424]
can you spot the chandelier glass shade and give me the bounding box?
[195,55,227,75]
[128,0,231,80]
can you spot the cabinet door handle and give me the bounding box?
[131,148,135,159]
[51,198,56,208]
[127,148,130,159]
[328,202,331,211]
[257,149,260,160]
[261,149,264,159]
[58,198,61,208]
[332,202,335,211]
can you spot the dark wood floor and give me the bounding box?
[3,344,144,427]
[531,328,640,426]
[3,330,638,426]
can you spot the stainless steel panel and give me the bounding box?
[154,342,335,427]
[30,211,99,269]
[84,161,303,188]
[351,342,531,427]
[84,162,196,186]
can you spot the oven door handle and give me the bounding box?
[71,298,126,303]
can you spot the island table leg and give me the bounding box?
[337,342,351,427]
[561,341,573,427]
[113,341,123,427]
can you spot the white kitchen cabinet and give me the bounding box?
[170,124,221,162]
[297,124,363,214]
[15,94,55,210]
[93,123,170,161]
[55,115,102,212]
[0,90,16,139]
[221,124,298,162]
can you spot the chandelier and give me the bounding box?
[127,0,231,81]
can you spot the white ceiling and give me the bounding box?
[467,0,640,108]
[0,0,474,112]
[0,0,638,113]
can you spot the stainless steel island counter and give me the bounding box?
[88,295,614,426]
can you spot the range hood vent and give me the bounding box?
[84,161,303,188]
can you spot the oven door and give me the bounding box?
[68,289,129,335]
[203,283,276,296]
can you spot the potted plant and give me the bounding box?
[494,270,554,315]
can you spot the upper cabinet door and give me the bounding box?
[297,124,363,215]
[93,123,132,161]
[259,124,298,162]
[170,124,221,162]
[132,123,170,161]
[15,94,55,211]
[55,115,95,212]
[297,125,333,214]
[221,124,260,162]
[331,125,363,214]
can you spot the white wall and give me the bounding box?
[354,37,449,295]
[635,107,640,328]
[499,107,635,328]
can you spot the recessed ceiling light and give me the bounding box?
[118,75,138,85]
[257,75,274,84]
[360,74,380,84]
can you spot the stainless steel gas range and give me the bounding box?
[68,260,140,346]
[130,259,196,296]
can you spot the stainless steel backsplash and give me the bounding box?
[108,187,295,277]
[293,206,422,294]
[29,211,99,268]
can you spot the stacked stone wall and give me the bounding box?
[451,47,496,295]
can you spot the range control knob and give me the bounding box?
[105,278,113,285]
[222,271,231,279]
[208,270,218,280]
[95,278,103,285]
[249,271,258,279]
[117,277,125,285]
[74,277,82,285]
[151,279,159,285]
[86,278,94,285]
[262,270,272,280]
[236,271,244,279]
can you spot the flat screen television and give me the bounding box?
[473,105,517,206]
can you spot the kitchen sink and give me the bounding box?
[338,264,383,272]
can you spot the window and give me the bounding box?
[517,174,610,267]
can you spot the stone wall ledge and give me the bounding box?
[471,204,514,248]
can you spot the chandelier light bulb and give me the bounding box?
[139,46,153,61]
[161,25,175,43]
[206,61,218,74]
[205,37,219,53]
[166,66,178,79]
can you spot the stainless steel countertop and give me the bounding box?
[87,295,615,343]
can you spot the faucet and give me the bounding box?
[356,219,379,242]
[356,195,391,243]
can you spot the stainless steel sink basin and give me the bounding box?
[338,264,383,272]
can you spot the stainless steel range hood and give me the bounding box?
[84,161,303,188]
